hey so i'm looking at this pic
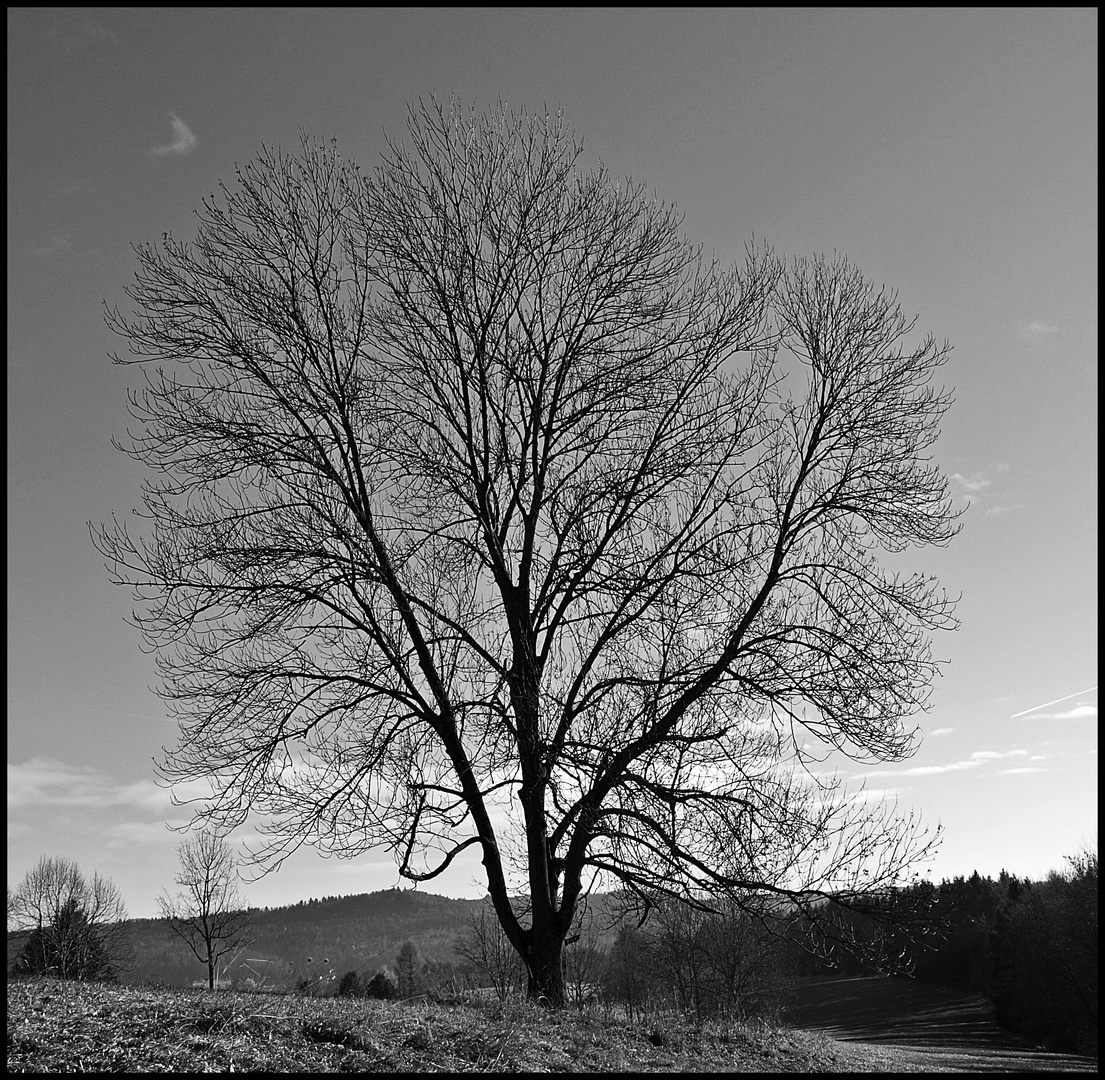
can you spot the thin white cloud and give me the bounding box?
[900,760,985,776]
[1010,687,1097,719]
[860,759,985,779]
[27,234,73,259]
[927,727,955,737]
[104,819,190,847]
[843,787,904,805]
[809,786,905,812]
[859,748,1027,779]
[949,464,1024,518]
[9,757,102,809]
[151,114,197,157]
[1055,704,1097,719]
[951,471,991,494]
[1002,767,1046,775]
[1025,321,1060,336]
[321,856,404,876]
[1019,704,1098,721]
[7,757,208,812]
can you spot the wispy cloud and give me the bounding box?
[951,471,991,494]
[949,465,1024,519]
[859,748,1026,779]
[7,757,207,812]
[1024,321,1060,336]
[104,819,190,847]
[9,757,105,809]
[1019,703,1098,721]
[1002,767,1046,775]
[842,787,905,805]
[1011,687,1098,719]
[48,14,117,53]
[809,786,906,812]
[27,234,73,259]
[949,469,997,515]
[151,114,198,157]
[927,727,955,738]
[25,233,80,271]
[861,759,985,779]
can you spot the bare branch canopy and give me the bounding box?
[94,97,960,1005]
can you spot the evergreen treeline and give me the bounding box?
[590,851,1096,1055]
[917,853,1097,1056]
[785,852,1098,1056]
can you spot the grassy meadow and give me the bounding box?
[8,977,894,1073]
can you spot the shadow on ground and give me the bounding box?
[785,976,1097,1073]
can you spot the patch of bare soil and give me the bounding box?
[784,976,1097,1073]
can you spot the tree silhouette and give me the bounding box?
[9,856,130,981]
[366,970,397,999]
[395,938,425,999]
[12,899,117,981]
[457,903,526,999]
[158,832,252,990]
[95,97,959,1005]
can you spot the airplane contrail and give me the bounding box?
[1010,686,1098,718]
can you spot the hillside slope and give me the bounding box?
[97,888,626,989]
[785,976,1097,1073]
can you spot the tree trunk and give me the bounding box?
[207,959,215,990]
[525,926,566,1007]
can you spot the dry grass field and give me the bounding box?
[4,977,896,1073]
[7,976,1098,1072]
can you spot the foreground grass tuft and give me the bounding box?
[6,977,884,1072]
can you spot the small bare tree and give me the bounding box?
[603,924,655,1022]
[456,904,526,999]
[563,938,606,1010]
[159,832,252,990]
[9,856,131,980]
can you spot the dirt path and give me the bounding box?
[785,976,1097,1072]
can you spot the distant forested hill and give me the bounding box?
[100,888,626,990]
[116,888,483,988]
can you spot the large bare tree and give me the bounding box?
[158,832,252,990]
[94,98,959,1005]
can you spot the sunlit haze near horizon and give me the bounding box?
[8,9,1097,919]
